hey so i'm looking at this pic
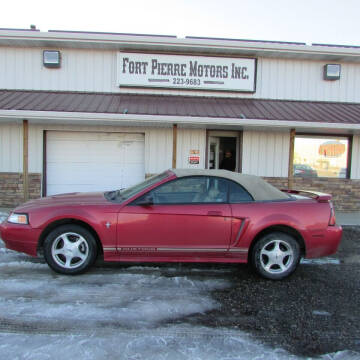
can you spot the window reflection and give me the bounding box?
[294,136,348,178]
[150,176,229,204]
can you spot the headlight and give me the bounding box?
[8,213,29,225]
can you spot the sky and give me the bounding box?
[2,0,360,46]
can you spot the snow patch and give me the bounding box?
[313,310,332,316]
[301,257,340,265]
[0,327,302,360]
[321,350,360,359]
[0,327,358,360]
[0,268,229,328]
[0,261,47,269]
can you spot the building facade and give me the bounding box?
[1,29,360,210]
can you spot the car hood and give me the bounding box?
[14,192,110,211]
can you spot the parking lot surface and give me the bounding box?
[0,222,359,359]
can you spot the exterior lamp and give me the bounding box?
[43,50,61,68]
[323,64,341,80]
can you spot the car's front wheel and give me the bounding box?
[43,224,98,275]
[251,232,301,280]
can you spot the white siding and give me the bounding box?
[256,58,360,103]
[145,128,173,174]
[0,47,116,93]
[351,135,360,179]
[0,123,22,172]
[176,128,206,169]
[2,46,360,102]
[242,131,290,177]
[29,125,43,173]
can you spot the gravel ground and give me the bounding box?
[0,224,359,359]
[174,226,360,357]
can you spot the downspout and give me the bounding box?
[23,119,29,202]
[172,124,177,168]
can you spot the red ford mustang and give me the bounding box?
[0,169,342,280]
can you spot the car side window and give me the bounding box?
[228,181,253,203]
[133,176,229,205]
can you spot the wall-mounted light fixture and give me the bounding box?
[43,50,61,68]
[323,64,341,80]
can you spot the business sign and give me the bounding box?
[188,156,200,165]
[188,150,200,165]
[319,141,346,158]
[117,52,256,92]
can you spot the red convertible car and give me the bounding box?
[0,169,342,280]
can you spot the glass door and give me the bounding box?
[207,133,239,171]
[208,137,220,169]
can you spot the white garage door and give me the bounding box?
[46,131,145,195]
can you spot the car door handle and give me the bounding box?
[207,210,223,216]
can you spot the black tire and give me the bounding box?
[251,232,300,280]
[43,224,98,275]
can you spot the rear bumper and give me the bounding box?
[0,222,40,257]
[305,225,342,258]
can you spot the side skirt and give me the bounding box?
[103,249,248,263]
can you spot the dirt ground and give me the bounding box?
[173,226,360,357]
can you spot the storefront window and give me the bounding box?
[294,135,349,178]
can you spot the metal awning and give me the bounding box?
[1,90,360,126]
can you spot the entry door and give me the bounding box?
[116,176,232,257]
[207,132,240,171]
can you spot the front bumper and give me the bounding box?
[0,222,41,257]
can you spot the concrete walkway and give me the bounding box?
[1,207,359,226]
[335,211,360,226]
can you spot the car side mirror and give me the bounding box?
[136,195,154,206]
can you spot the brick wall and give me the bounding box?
[0,173,41,208]
[266,176,360,212]
[0,172,358,212]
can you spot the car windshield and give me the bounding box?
[104,171,170,202]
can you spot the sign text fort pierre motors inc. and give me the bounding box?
[117,52,257,92]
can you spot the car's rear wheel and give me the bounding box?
[43,224,98,275]
[251,232,300,280]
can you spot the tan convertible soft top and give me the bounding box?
[170,169,290,201]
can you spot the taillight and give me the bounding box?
[329,202,336,226]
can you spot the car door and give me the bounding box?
[117,176,232,258]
